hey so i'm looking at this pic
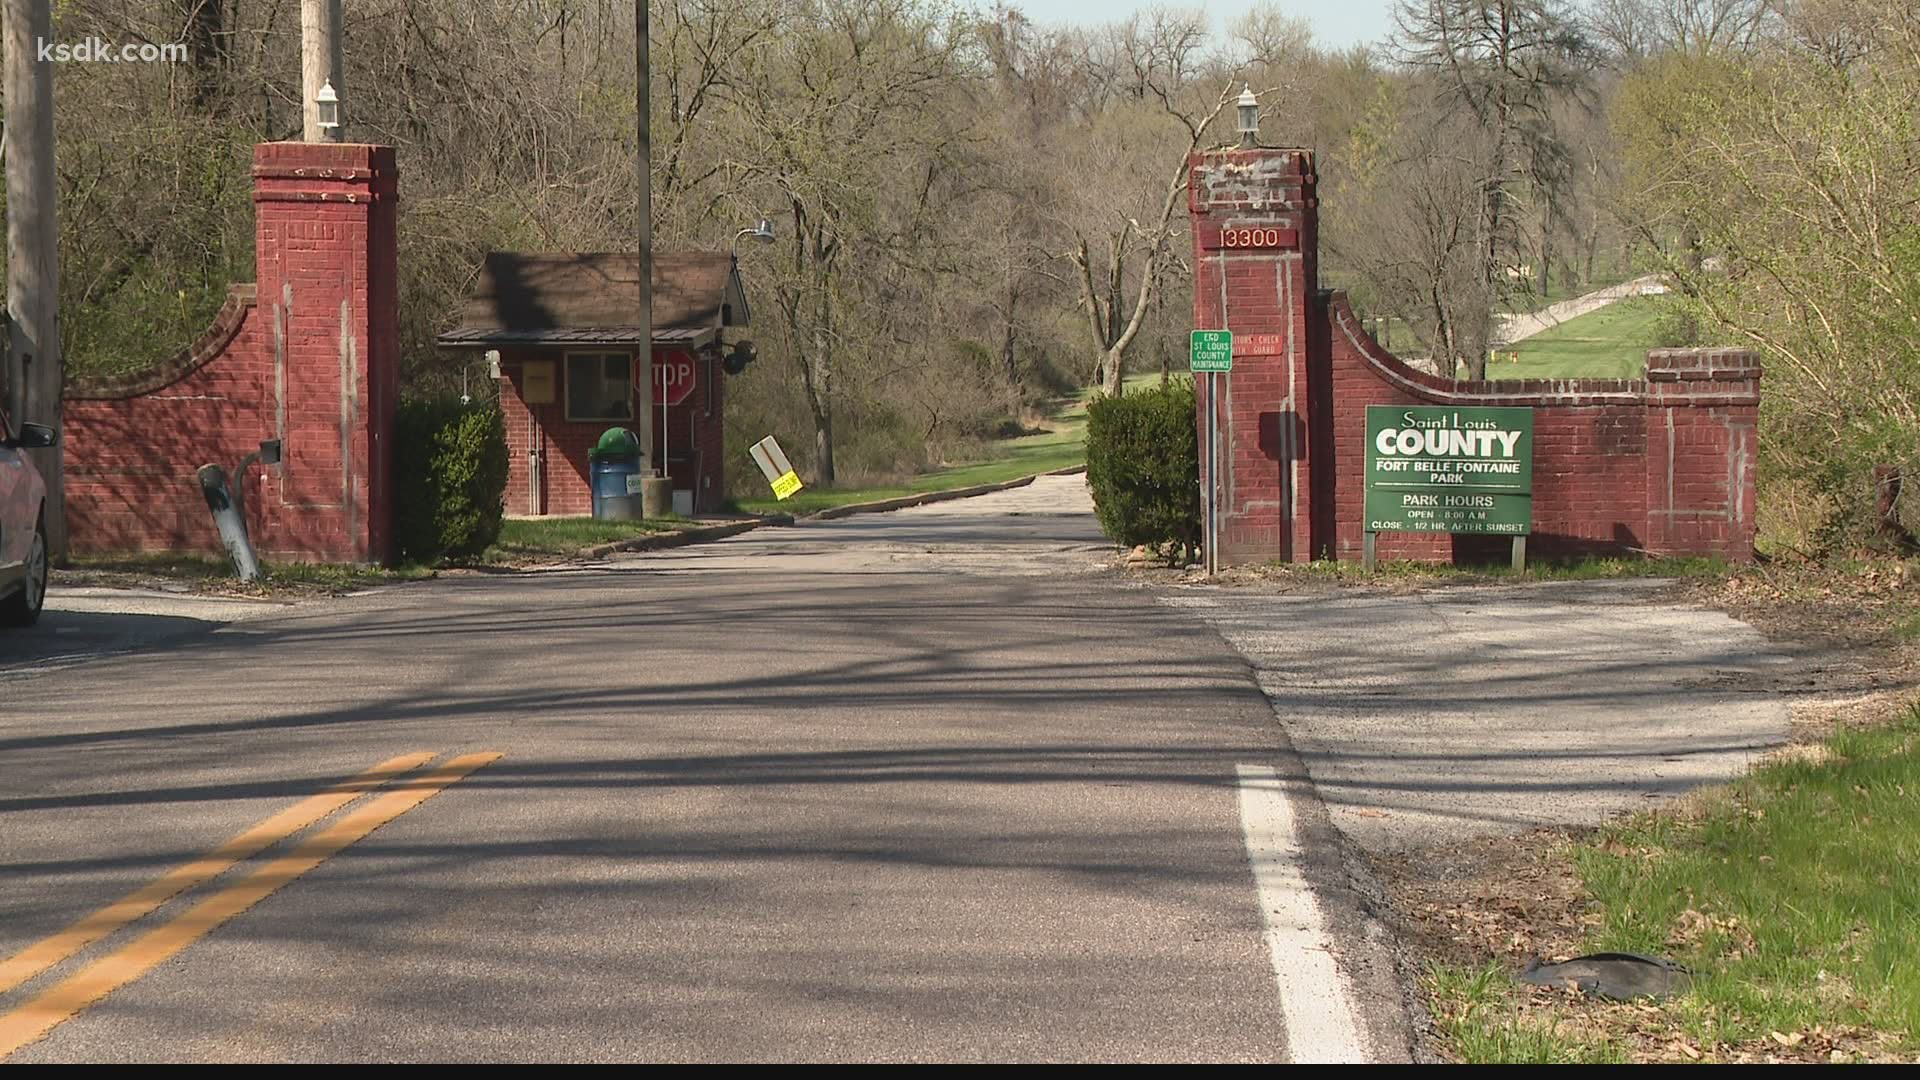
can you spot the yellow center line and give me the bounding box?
[0,751,501,1060]
[0,751,437,997]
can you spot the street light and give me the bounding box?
[732,218,775,261]
[1236,84,1259,148]
[315,79,341,134]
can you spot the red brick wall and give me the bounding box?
[1189,146,1761,566]
[62,289,273,552]
[63,142,400,563]
[498,346,727,517]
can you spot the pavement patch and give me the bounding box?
[1168,581,1792,853]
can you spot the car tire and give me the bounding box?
[1,512,47,628]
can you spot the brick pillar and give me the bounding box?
[1642,348,1762,559]
[1189,148,1319,565]
[251,142,399,563]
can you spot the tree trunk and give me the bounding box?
[1001,275,1021,418]
[1538,206,1553,299]
[806,321,835,487]
[814,414,835,490]
[1873,465,1917,552]
[1099,345,1124,397]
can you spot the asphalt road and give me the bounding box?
[0,478,1409,1063]
[0,588,290,685]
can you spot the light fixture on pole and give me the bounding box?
[1236,84,1259,149]
[315,79,341,135]
[731,218,775,262]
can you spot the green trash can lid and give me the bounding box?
[589,427,641,460]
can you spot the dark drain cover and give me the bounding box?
[1517,952,1693,1000]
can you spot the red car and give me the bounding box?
[0,403,55,627]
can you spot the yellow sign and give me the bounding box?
[771,470,804,500]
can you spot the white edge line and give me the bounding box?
[1236,762,1372,1064]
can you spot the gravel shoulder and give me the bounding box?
[1157,576,1791,853]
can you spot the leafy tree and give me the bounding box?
[1613,0,1920,548]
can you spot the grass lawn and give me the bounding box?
[1579,706,1920,1049]
[1492,296,1669,380]
[1429,965,1629,1063]
[478,515,681,563]
[1267,553,1730,584]
[1433,702,1920,1063]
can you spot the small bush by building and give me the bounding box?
[1085,379,1199,560]
[395,400,509,563]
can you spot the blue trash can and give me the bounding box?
[588,428,642,519]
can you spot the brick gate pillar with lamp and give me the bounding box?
[1188,147,1324,565]
[251,142,399,562]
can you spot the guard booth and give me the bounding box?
[438,253,753,517]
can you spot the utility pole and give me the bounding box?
[635,0,654,479]
[3,0,67,558]
[301,0,344,142]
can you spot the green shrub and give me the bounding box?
[394,400,508,563]
[1085,378,1200,557]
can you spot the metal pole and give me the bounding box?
[4,0,67,560]
[1207,371,1219,576]
[300,0,344,143]
[1201,372,1210,574]
[197,465,262,582]
[634,2,655,478]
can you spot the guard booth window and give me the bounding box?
[565,352,634,423]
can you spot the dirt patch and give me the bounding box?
[1377,827,1598,972]
[1662,560,1920,748]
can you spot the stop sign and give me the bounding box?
[652,351,696,407]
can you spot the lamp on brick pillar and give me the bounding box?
[314,80,341,136]
[1236,85,1259,149]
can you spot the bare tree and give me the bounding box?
[1391,0,1593,377]
[1064,79,1237,397]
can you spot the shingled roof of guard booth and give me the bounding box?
[437,252,750,348]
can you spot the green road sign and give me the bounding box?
[1190,330,1232,373]
[1363,405,1534,535]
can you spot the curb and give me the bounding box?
[797,463,1086,523]
[574,463,1086,558]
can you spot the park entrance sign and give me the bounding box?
[1363,405,1534,568]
